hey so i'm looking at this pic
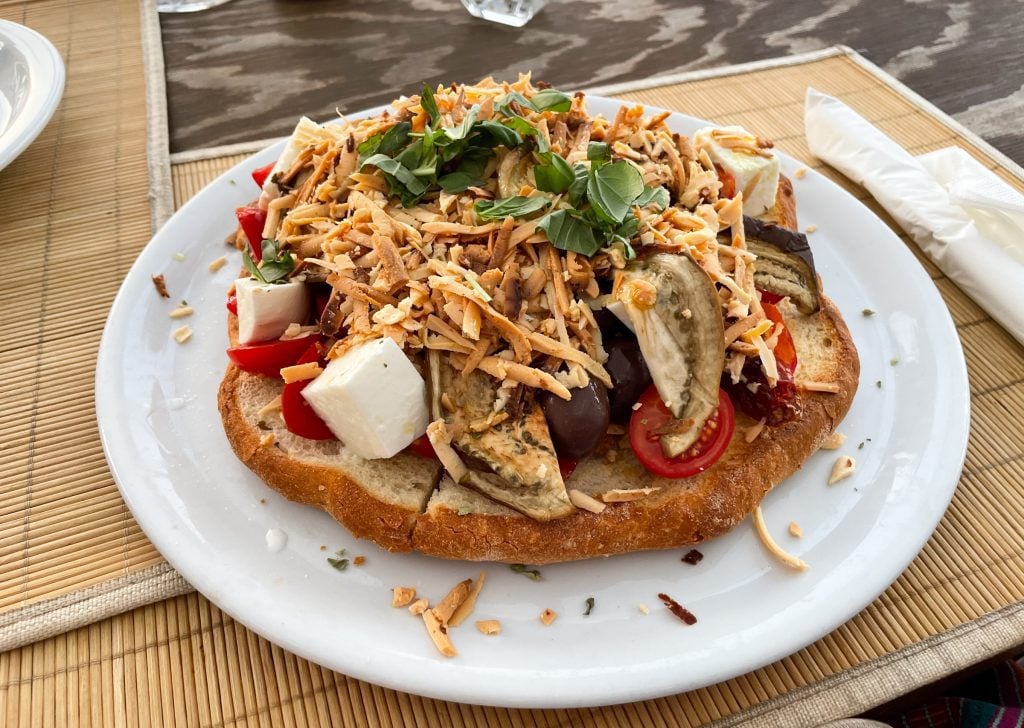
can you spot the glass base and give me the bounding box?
[157,0,234,13]
[460,0,547,27]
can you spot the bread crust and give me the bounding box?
[219,292,857,563]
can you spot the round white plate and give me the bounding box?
[0,19,64,173]
[97,96,969,708]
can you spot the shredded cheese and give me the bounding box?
[568,489,606,514]
[391,587,416,608]
[172,326,193,344]
[257,396,283,418]
[820,432,846,450]
[744,417,767,443]
[168,306,193,319]
[828,455,856,485]
[601,487,659,503]
[789,521,803,538]
[208,256,228,272]
[448,572,486,628]
[280,361,322,383]
[752,506,808,571]
[539,609,557,626]
[476,620,501,636]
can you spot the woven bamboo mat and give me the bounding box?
[4,44,1024,726]
[0,0,184,643]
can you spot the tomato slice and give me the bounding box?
[234,205,266,262]
[629,387,735,479]
[252,162,275,188]
[281,344,335,440]
[226,335,321,377]
[407,434,437,459]
[714,163,736,199]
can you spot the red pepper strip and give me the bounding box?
[235,205,266,263]
[226,335,321,378]
[252,162,275,188]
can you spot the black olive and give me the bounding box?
[539,379,610,460]
[593,307,633,341]
[605,337,652,423]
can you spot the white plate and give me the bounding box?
[97,96,969,708]
[0,20,63,173]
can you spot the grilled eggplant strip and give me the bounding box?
[622,253,725,458]
[738,216,820,314]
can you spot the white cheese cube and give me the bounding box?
[234,277,309,344]
[694,126,781,216]
[258,117,332,208]
[606,300,635,334]
[301,337,429,459]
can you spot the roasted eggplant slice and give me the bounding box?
[439,364,574,521]
[737,216,820,314]
[621,253,725,458]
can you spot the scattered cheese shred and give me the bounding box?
[828,455,856,485]
[638,603,650,615]
[744,417,767,443]
[280,361,323,383]
[476,620,501,635]
[805,224,818,233]
[257,396,283,418]
[168,306,193,319]
[539,609,557,626]
[431,579,472,625]
[789,521,803,538]
[793,167,808,180]
[208,256,228,272]
[172,326,193,344]
[408,598,429,615]
[752,506,808,571]
[568,489,606,514]
[800,380,841,394]
[391,586,416,608]
[600,487,659,503]
[449,572,486,628]
[422,609,457,658]
[820,432,846,450]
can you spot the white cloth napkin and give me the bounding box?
[804,88,1024,345]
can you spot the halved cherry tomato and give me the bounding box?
[252,162,275,188]
[235,205,266,262]
[558,458,578,482]
[629,386,735,479]
[407,434,437,459]
[226,292,238,316]
[714,163,736,199]
[226,334,321,377]
[281,344,335,440]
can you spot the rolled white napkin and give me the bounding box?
[804,88,1024,345]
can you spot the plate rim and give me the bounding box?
[96,95,970,707]
[0,19,65,173]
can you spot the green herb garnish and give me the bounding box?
[890,358,899,366]
[243,239,295,284]
[584,597,595,616]
[327,548,349,571]
[533,151,575,193]
[862,308,876,317]
[475,195,549,221]
[587,161,645,224]
[537,210,600,256]
[510,563,543,581]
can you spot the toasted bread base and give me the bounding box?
[218,292,857,564]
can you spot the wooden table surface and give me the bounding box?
[160,0,1024,162]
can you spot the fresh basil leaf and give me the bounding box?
[567,163,589,206]
[473,120,523,149]
[533,152,574,194]
[378,122,411,155]
[530,88,572,113]
[502,115,536,137]
[613,215,639,241]
[497,91,532,117]
[475,195,548,221]
[587,141,610,165]
[587,161,645,224]
[356,132,381,161]
[446,105,480,142]
[538,209,601,256]
[634,185,670,211]
[438,147,493,192]
[362,153,429,196]
[420,83,440,125]
[242,245,264,283]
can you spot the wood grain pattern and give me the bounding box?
[160,0,1024,162]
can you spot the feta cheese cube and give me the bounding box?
[300,337,429,459]
[234,277,309,344]
[694,126,781,216]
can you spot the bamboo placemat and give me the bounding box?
[4,44,1024,725]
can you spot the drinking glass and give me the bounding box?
[460,0,548,27]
